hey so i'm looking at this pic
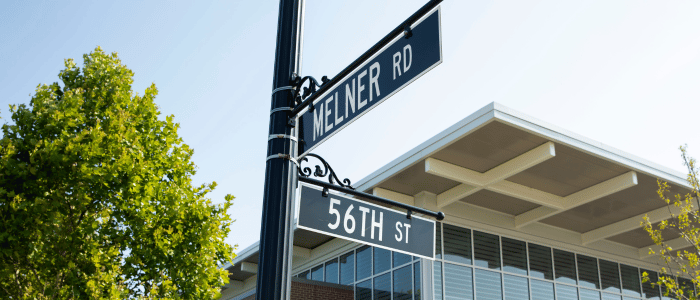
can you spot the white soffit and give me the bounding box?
[355,102,688,193]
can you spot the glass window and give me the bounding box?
[311,264,323,281]
[393,265,413,300]
[531,279,555,300]
[553,249,577,285]
[374,272,391,300]
[356,245,372,281]
[579,288,601,300]
[340,251,354,285]
[529,243,553,280]
[599,260,621,293]
[641,269,661,299]
[473,231,501,270]
[678,277,694,298]
[356,279,372,300]
[394,251,412,268]
[298,270,309,280]
[325,258,339,284]
[374,247,391,275]
[414,262,422,300]
[556,284,578,300]
[602,293,622,300]
[475,269,502,300]
[444,263,473,299]
[577,254,600,289]
[434,261,443,300]
[620,264,641,297]
[436,222,443,260]
[503,274,528,300]
[502,237,527,275]
[444,224,472,265]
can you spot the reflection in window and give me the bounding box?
[602,292,622,300]
[311,264,323,281]
[554,249,577,285]
[434,261,443,300]
[444,224,472,265]
[393,265,412,300]
[436,222,443,260]
[473,231,501,270]
[475,269,502,300]
[340,251,355,285]
[641,269,661,299]
[577,254,600,289]
[325,257,339,284]
[298,270,309,280]
[502,237,527,275]
[620,264,641,297]
[531,279,555,300]
[356,279,372,300]
[356,245,372,281]
[599,260,621,293]
[414,262,422,300]
[529,244,553,280]
[374,247,391,275]
[503,274,528,300]
[374,272,391,300]
[394,251,412,268]
[579,288,601,300]
[556,284,578,300]
[444,263,473,300]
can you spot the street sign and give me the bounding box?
[296,184,436,259]
[297,7,442,157]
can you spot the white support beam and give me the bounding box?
[639,236,692,259]
[373,187,414,206]
[240,262,258,273]
[414,191,438,212]
[425,158,485,186]
[515,171,637,228]
[292,246,311,259]
[437,184,478,208]
[581,201,696,245]
[487,181,564,209]
[224,280,244,290]
[481,142,556,185]
[425,142,556,208]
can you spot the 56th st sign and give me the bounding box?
[297,8,442,157]
[296,184,436,259]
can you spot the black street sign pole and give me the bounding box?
[257,0,303,299]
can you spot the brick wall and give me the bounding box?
[237,278,353,300]
[290,278,354,300]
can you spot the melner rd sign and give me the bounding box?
[297,8,442,157]
[296,184,436,259]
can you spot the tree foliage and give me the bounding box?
[643,146,700,300]
[0,47,235,299]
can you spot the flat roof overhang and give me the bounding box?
[223,102,692,290]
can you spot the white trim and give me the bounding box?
[240,262,258,274]
[638,236,691,259]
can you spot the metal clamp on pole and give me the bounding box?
[266,153,300,168]
[268,134,298,142]
[271,85,295,95]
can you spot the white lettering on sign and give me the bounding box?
[344,204,356,233]
[345,79,356,118]
[313,103,324,141]
[357,70,367,110]
[371,210,384,241]
[393,44,413,80]
[369,62,381,102]
[328,198,341,230]
[327,199,385,241]
[395,222,412,243]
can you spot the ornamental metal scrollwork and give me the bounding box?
[298,154,354,196]
[290,74,329,108]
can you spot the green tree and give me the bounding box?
[0,47,235,299]
[643,146,700,300]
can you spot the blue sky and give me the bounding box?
[2,0,700,253]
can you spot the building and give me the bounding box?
[220,102,694,300]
